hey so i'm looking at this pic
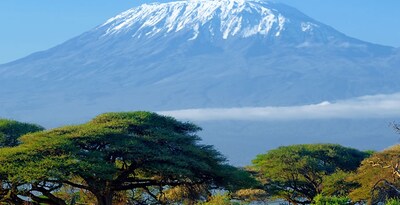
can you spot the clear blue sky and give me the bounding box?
[0,0,399,64]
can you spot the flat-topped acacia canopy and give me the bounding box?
[0,111,255,205]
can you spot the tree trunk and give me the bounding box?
[95,192,114,205]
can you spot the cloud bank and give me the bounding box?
[159,93,400,121]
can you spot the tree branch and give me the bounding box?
[59,180,91,190]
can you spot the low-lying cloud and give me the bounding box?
[159,93,400,121]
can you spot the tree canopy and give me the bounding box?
[349,145,400,204]
[0,112,256,205]
[251,144,369,204]
[0,119,44,203]
[0,118,44,147]
[2,114,392,204]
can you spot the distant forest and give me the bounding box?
[0,111,399,205]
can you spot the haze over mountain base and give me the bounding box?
[198,119,398,165]
[2,93,400,165]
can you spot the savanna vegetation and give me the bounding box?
[251,144,368,204]
[0,111,399,205]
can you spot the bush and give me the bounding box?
[312,194,350,205]
[386,198,400,205]
[198,194,242,205]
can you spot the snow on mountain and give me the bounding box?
[101,0,292,39]
[96,0,366,45]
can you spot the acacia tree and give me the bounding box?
[349,145,400,204]
[251,144,369,204]
[0,119,44,147]
[0,119,44,203]
[0,112,256,205]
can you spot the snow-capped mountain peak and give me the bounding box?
[98,0,319,40]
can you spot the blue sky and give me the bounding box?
[0,0,399,64]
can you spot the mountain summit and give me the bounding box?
[0,0,399,126]
[100,0,320,41]
[93,0,382,51]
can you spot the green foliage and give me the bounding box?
[214,165,260,192]
[0,118,44,147]
[321,170,358,197]
[252,144,368,204]
[197,193,242,205]
[0,111,255,205]
[0,119,44,204]
[386,198,400,205]
[349,145,400,204]
[312,194,350,205]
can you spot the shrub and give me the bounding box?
[312,194,350,205]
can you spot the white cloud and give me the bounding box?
[159,93,400,121]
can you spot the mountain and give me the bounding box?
[2,0,399,109]
[1,0,400,164]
